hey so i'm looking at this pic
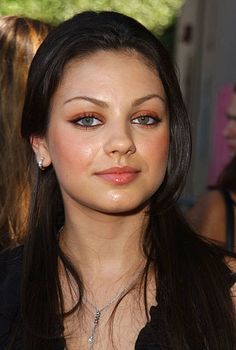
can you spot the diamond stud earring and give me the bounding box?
[38,157,45,170]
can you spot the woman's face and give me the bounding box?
[33,51,169,215]
[223,91,236,157]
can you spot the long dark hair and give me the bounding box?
[19,11,236,349]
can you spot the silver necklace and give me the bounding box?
[85,271,143,349]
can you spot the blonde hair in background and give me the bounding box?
[0,16,53,247]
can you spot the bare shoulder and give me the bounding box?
[190,190,225,214]
[187,190,226,243]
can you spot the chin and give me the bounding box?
[97,199,148,216]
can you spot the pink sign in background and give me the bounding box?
[207,84,234,185]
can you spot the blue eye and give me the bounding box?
[132,115,160,125]
[73,116,103,127]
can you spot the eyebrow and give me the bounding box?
[64,93,166,107]
[132,94,166,106]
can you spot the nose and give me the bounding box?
[103,124,136,157]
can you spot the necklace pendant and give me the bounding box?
[88,309,101,347]
[88,335,95,344]
[94,310,101,324]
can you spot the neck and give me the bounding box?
[60,205,147,279]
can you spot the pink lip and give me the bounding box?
[95,166,140,185]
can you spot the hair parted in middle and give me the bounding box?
[18,11,236,350]
[22,11,191,217]
[20,12,193,348]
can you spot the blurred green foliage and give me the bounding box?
[0,0,184,35]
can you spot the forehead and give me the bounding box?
[53,50,166,102]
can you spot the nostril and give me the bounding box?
[103,133,136,156]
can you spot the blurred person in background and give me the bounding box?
[188,83,236,251]
[0,16,53,248]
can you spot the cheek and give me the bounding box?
[47,129,96,171]
[139,132,169,199]
[142,132,169,167]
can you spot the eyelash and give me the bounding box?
[131,114,161,127]
[70,113,161,129]
[70,113,103,128]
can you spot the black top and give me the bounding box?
[0,247,161,349]
[1,247,236,349]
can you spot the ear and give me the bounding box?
[31,135,52,168]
